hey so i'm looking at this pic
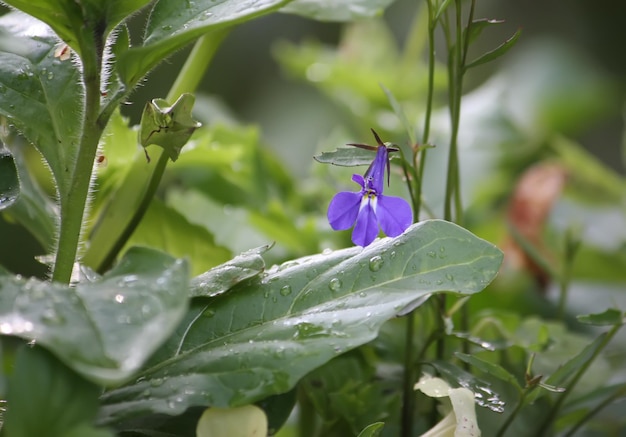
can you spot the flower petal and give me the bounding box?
[364,146,388,194]
[376,195,413,237]
[327,191,362,230]
[352,197,379,246]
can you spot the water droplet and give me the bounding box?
[427,251,436,258]
[141,304,152,316]
[445,273,454,282]
[0,322,13,334]
[114,294,125,303]
[41,308,65,325]
[47,71,54,80]
[328,278,342,291]
[141,389,151,398]
[368,255,384,272]
[161,25,173,31]
[390,251,397,259]
[322,248,332,255]
[279,285,292,296]
[358,291,366,298]
[150,378,164,387]
[203,308,215,318]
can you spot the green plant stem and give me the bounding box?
[83,31,227,273]
[563,384,626,437]
[537,323,623,435]
[401,312,416,437]
[52,49,103,283]
[496,384,538,437]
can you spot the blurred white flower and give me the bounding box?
[415,374,481,437]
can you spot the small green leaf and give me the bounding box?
[117,0,291,85]
[465,18,505,45]
[314,147,378,167]
[0,147,19,211]
[2,345,110,437]
[139,93,201,162]
[357,422,385,437]
[0,247,189,385]
[465,28,522,70]
[98,220,503,425]
[433,0,454,22]
[190,245,270,298]
[455,352,522,391]
[577,309,624,326]
[280,0,395,22]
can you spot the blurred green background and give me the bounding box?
[2,0,625,276]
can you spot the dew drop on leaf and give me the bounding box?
[368,255,384,272]
[328,278,342,291]
[279,285,292,296]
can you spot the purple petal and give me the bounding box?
[328,191,362,230]
[376,195,413,237]
[351,174,365,188]
[352,198,379,246]
[363,146,388,194]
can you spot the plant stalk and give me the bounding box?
[52,41,104,283]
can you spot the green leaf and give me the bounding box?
[2,345,112,437]
[0,12,82,200]
[0,147,19,211]
[454,352,522,391]
[139,93,201,162]
[190,245,270,298]
[0,247,189,385]
[123,199,231,277]
[465,18,505,45]
[314,147,379,167]
[357,422,385,437]
[117,0,292,85]
[433,0,454,22]
[465,28,522,70]
[280,0,395,22]
[301,352,397,434]
[98,220,502,424]
[543,332,608,388]
[577,309,624,326]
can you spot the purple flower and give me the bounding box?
[327,145,413,246]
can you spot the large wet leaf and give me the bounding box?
[2,345,113,437]
[0,12,82,199]
[281,0,395,21]
[2,0,151,57]
[98,220,502,425]
[117,0,292,85]
[0,247,189,385]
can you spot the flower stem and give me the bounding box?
[563,384,626,437]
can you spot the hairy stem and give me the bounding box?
[52,40,104,283]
